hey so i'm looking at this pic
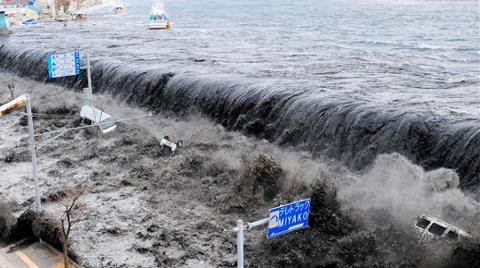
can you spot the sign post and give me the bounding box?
[231,199,311,268]
[0,94,41,212]
[235,220,244,268]
[85,53,93,105]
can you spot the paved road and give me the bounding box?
[0,241,73,268]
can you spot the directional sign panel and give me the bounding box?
[47,52,81,79]
[267,199,310,238]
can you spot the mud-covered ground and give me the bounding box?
[0,72,274,267]
[1,73,479,268]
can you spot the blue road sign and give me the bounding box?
[267,198,311,238]
[48,52,81,79]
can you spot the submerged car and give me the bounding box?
[80,105,117,134]
[413,215,470,242]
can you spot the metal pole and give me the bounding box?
[86,52,93,106]
[231,217,269,268]
[26,95,41,212]
[236,219,244,268]
[247,217,269,230]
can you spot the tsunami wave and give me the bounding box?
[0,46,478,198]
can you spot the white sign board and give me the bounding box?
[47,52,81,79]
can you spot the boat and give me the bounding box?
[38,4,54,19]
[114,1,128,15]
[21,7,39,24]
[147,1,171,30]
[22,18,38,25]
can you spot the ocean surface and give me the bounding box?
[2,0,479,118]
[0,0,479,192]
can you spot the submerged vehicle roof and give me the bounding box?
[417,215,470,237]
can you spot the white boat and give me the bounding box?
[147,1,171,30]
[114,1,128,15]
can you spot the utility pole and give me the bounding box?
[26,94,41,212]
[0,94,41,211]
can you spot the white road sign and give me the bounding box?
[47,52,81,79]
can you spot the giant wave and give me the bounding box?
[0,46,478,198]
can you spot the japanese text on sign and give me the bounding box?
[267,198,310,238]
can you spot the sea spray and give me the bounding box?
[338,153,480,230]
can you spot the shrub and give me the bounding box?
[337,231,377,265]
[15,210,36,239]
[444,236,480,268]
[32,214,63,250]
[309,179,354,236]
[0,202,15,241]
[242,153,284,201]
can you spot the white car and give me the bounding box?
[80,105,117,134]
[413,215,470,242]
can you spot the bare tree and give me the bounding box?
[54,0,62,13]
[59,185,86,268]
[62,0,71,13]
[55,0,71,13]
[75,0,85,10]
[7,82,14,100]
